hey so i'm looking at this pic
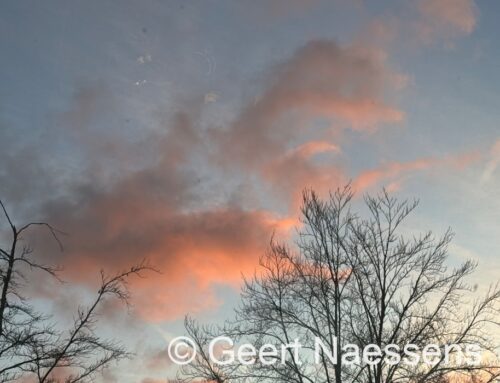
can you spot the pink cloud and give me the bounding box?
[212,39,406,209]
[417,0,478,43]
[480,139,500,184]
[353,151,481,192]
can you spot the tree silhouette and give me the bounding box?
[180,186,500,383]
[0,200,154,383]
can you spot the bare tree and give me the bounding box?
[0,200,154,383]
[180,186,500,383]
[178,317,236,383]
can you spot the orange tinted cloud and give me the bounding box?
[40,42,408,314]
[353,158,434,192]
[31,108,294,322]
[353,151,481,192]
[212,39,405,208]
[25,35,483,326]
[24,32,483,327]
[417,0,478,43]
[39,178,291,322]
[291,141,340,158]
[480,139,500,184]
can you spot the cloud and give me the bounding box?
[480,139,500,185]
[211,39,405,208]
[27,108,292,322]
[141,379,166,383]
[241,39,404,133]
[353,0,479,50]
[5,29,486,329]
[238,0,322,21]
[6,37,405,322]
[416,0,478,44]
[59,85,112,133]
[4,40,415,324]
[5,33,485,328]
[145,346,171,371]
[353,151,481,192]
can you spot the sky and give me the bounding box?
[1,0,500,382]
